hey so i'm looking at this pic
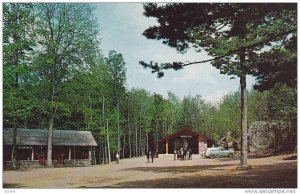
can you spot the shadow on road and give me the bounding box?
[121,164,234,174]
[3,183,26,188]
[110,162,297,188]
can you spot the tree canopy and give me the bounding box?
[140,3,296,167]
[140,3,296,83]
[3,3,297,167]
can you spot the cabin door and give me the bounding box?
[57,152,64,165]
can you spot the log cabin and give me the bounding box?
[158,128,213,155]
[3,128,97,168]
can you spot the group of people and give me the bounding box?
[174,148,193,160]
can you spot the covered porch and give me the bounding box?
[3,128,97,168]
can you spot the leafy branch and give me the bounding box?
[140,27,296,78]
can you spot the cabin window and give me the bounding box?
[74,146,89,159]
[16,146,32,160]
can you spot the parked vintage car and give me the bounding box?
[203,147,234,158]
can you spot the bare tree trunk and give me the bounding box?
[101,142,104,164]
[156,118,159,152]
[98,141,102,164]
[102,94,107,164]
[47,63,56,168]
[139,105,142,156]
[106,120,111,163]
[139,128,142,156]
[135,127,138,157]
[46,116,54,167]
[104,142,107,164]
[146,132,149,153]
[88,93,92,130]
[122,134,125,159]
[11,122,17,169]
[239,53,248,168]
[128,111,132,158]
[117,103,120,157]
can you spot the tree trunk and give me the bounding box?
[11,7,20,169]
[122,134,125,159]
[146,132,149,152]
[117,103,120,157]
[88,93,92,130]
[239,61,248,167]
[104,142,107,164]
[47,59,56,168]
[101,142,104,164]
[106,119,111,163]
[46,116,54,167]
[99,143,101,165]
[139,105,142,156]
[135,127,138,157]
[156,118,159,152]
[139,128,142,156]
[11,122,17,169]
[128,111,132,158]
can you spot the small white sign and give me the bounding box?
[17,146,33,149]
[181,135,192,138]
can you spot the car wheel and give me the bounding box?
[209,154,215,159]
[228,153,233,158]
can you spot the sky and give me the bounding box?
[95,3,256,103]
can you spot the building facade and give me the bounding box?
[3,128,97,168]
[158,128,212,154]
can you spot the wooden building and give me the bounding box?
[3,128,97,168]
[158,128,212,154]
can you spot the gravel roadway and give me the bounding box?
[3,153,297,188]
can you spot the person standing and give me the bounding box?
[174,149,177,160]
[180,148,184,160]
[186,150,190,160]
[115,152,119,164]
[188,148,193,160]
[150,151,154,163]
[146,150,150,163]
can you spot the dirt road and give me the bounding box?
[3,153,297,188]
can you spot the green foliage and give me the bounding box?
[140,3,296,85]
[267,84,297,123]
[3,3,297,162]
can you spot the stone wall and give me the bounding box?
[63,159,91,167]
[5,160,41,170]
[5,159,92,169]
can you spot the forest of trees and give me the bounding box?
[3,3,297,166]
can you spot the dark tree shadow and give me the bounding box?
[3,183,26,188]
[80,162,297,188]
[120,164,234,174]
[283,155,297,160]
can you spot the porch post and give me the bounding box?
[198,135,200,154]
[68,146,71,160]
[31,146,34,160]
[166,140,168,155]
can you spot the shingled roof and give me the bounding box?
[3,128,97,146]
